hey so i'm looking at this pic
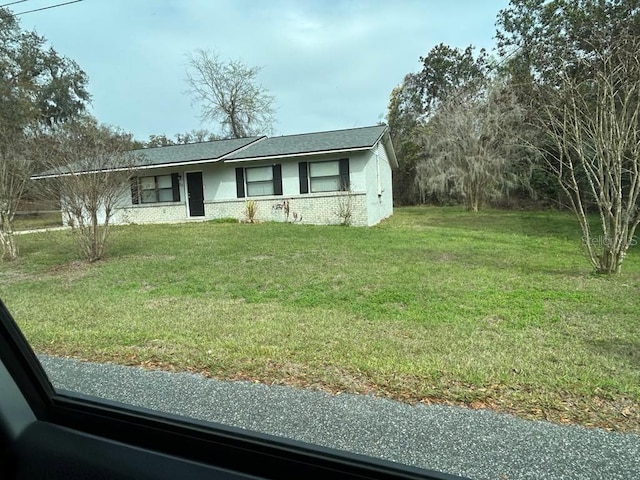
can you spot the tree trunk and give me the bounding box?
[467,194,480,213]
[597,247,623,274]
[90,209,100,262]
[0,213,18,261]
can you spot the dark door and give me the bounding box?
[186,171,205,217]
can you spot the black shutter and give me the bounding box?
[171,173,180,202]
[339,158,350,191]
[273,164,283,195]
[299,162,308,194]
[235,168,245,198]
[130,177,139,205]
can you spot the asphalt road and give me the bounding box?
[38,355,640,480]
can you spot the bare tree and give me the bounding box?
[416,81,522,212]
[536,35,640,274]
[335,188,356,226]
[0,132,34,260]
[174,128,219,144]
[35,118,140,262]
[185,49,275,138]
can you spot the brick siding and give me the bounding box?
[113,193,368,226]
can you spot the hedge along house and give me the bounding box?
[37,125,398,227]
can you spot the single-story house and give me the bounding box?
[36,125,398,227]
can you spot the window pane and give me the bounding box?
[156,175,172,189]
[141,190,157,203]
[158,188,173,202]
[140,177,155,190]
[247,181,274,196]
[246,166,272,182]
[311,176,340,192]
[310,161,339,177]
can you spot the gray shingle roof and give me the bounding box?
[32,136,264,178]
[32,125,391,177]
[133,136,262,166]
[226,125,388,161]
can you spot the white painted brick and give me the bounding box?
[113,203,186,224]
[205,192,368,226]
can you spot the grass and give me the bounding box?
[0,206,638,432]
[13,211,63,231]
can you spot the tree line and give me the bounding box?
[387,0,640,273]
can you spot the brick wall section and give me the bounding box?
[207,192,367,226]
[113,203,186,224]
[113,193,367,226]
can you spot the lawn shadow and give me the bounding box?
[393,207,626,246]
[587,338,640,369]
[396,207,581,239]
[445,242,591,277]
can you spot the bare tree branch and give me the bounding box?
[185,49,275,138]
[0,8,90,260]
[535,34,640,273]
[0,130,35,259]
[35,118,141,262]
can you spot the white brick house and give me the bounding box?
[40,125,398,227]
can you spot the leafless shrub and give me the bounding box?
[35,118,141,262]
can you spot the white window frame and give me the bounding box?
[309,160,342,193]
[138,175,175,204]
[245,165,275,197]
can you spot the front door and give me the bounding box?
[186,172,205,217]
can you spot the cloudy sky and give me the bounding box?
[12,0,510,141]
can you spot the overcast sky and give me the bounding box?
[12,0,510,141]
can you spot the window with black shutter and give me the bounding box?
[132,175,179,204]
[171,173,181,202]
[307,159,349,193]
[339,158,350,191]
[243,165,282,197]
[130,178,139,205]
[273,164,283,195]
[235,168,245,198]
[299,162,308,194]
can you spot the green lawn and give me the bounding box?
[1,207,638,432]
[13,211,63,231]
